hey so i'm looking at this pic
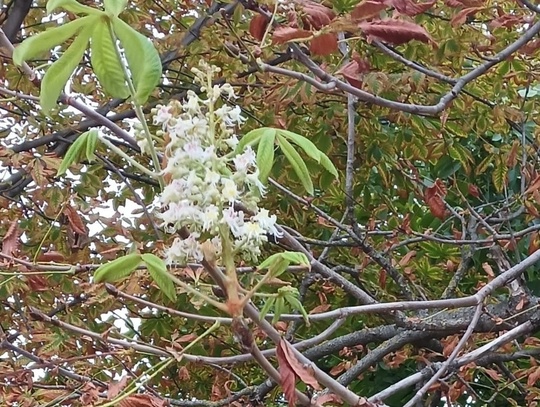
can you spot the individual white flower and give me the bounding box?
[165,235,203,264]
[183,91,200,114]
[227,105,245,125]
[245,170,266,196]
[154,105,173,129]
[220,83,237,99]
[253,209,282,237]
[221,177,239,203]
[221,206,244,237]
[233,146,257,173]
[183,140,205,161]
[240,221,266,242]
[202,204,220,232]
[204,169,221,187]
[224,134,239,150]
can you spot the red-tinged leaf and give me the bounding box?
[276,340,297,406]
[118,394,167,407]
[398,250,417,266]
[391,0,436,16]
[468,184,480,198]
[309,33,338,55]
[506,140,519,168]
[250,14,270,41]
[272,27,312,44]
[2,220,20,257]
[38,250,65,263]
[483,368,501,381]
[27,275,49,292]
[379,268,387,288]
[335,57,370,88]
[107,376,128,400]
[351,0,387,20]
[490,13,523,29]
[450,7,482,27]
[297,0,336,30]
[425,195,446,219]
[446,0,485,6]
[521,38,540,55]
[527,366,540,387]
[482,262,495,278]
[358,19,436,46]
[64,205,88,235]
[525,175,540,195]
[278,339,322,390]
[317,393,344,405]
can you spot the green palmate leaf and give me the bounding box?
[259,296,276,322]
[41,23,94,113]
[256,129,276,183]
[104,0,128,16]
[58,129,99,175]
[13,17,91,66]
[258,251,309,278]
[90,21,130,98]
[47,0,103,15]
[277,129,322,161]
[141,253,177,302]
[280,252,310,268]
[236,127,275,152]
[111,17,162,103]
[93,253,142,283]
[280,287,309,325]
[277,134,314,195]
[273,296,285,324]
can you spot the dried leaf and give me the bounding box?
[450,7,482,27]
[482,262,495,278]
[468,183,480,198]
[278,339,321,390]
[335,57,370,88]
[317,393,344,405]
[297,0,336,30]
[424,179,447,220]
[107,376,128,400]
[277,340,298,406]
[351,0,387,20]
[309,33,338,55]
[272,27,312,44]
[2,220,20,257]
[64,205,88,235]
[391,0,436,16]
[250,14,270,41]
[399,250,417,266]
[359,19,436,46]
[118,394,166,407]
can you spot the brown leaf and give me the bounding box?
[450,7,482,27]
[250,14,270,41]
[278,339,321,390]
[445,0,485,6]
[399,250,417,266]
[490,13,523,29]
[482,262,495,278]
[424,179,447,220]
[379,268,387,288]
[525,175,540,195]
[297,0,336,30]
[317,393,344,405]
[38,250,65,263]
[118,394,167,407]
[527,366,540,387]
[359,19,436,46]
[272,27,312,44]
[107,375,128,400]
[391,0,436,16]
[276,340,298,406]
[2,220,20,257]
[442,335,459,358]
[64,205,88,235]
[309,33,338,55]
[351,0,387,20]
[335,57,370,88]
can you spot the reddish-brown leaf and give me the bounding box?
[468,183,480,198]
[107,376,128,400]
[527,366,540,387]
[297,0,336,30]
[399,250,417,267]
[278,339,321,390]
[391,0,436,16]
[525,175,540,195]
[2,220,20,257]
[424,179,447,219]
[272,27,312,44]
[450,7,482,27]
[64,205,88,235]
[482,262,495,278]
[351,0,387,20]
[317,393,344,405]
[521,38,540,55]
[358,19,436,46]
[335,57,370,88]
[309,33,338,55]
[250,14,270,41]
[38,250,65,263]
[445,0,485,6]
[490,13,523,29]
[379,268,387,288]
[276,340,298,406]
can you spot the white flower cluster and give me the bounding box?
[152,62,281,265]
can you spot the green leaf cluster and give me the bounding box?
[13,0,161,113]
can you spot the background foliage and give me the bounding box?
[2,0,540,405]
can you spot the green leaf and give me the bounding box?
[318,153,339,177]
[281,287,309,325]
[492,160,508,194]
[104,0,127,16]
[57,129,99,175]
[280,252,310,267]
[40,24,93,114]
[236,127,274,153]
[13,17,91,66]
[142,253,177,302]
[277,134,314,195]
[93,253,142,283]
[90,21,130,98]
[258,254,289,278]
[277,129,322,162]
[272,296,285,324]
[259,296,276,322]
[47,0,103,15]
[111,17,162,104]
[255,129,275,183]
